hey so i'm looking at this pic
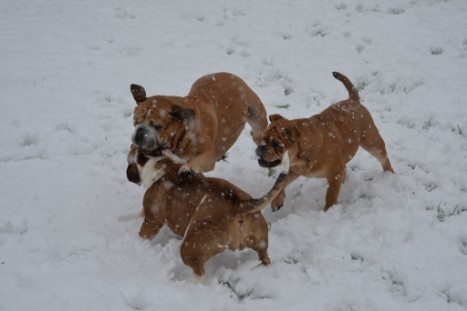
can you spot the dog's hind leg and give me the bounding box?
[180,250,206,277]
[181,227,225,277]
[246,216,271,265]
[360,124,394,173]
[139,212,164,240]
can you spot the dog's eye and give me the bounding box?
[271,140,283,150]
[149,121,162,131]
[133,118,143,126]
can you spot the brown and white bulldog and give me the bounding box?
[130,72,268,175]
[256,72,394,211]
[126,145,290,277]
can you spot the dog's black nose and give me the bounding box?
[134,127,147,146]
[255,145,267,157]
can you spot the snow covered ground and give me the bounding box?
[1,0,467,310]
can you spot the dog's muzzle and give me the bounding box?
[256,145,282,168]
[255,144,267,158]
[132,125,164,156]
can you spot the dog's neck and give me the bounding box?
[290,119,325,165]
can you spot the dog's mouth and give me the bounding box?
[258,158,282,168]
[140,145,165,157]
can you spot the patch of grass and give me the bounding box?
[219,153,229,163]
[267,168,276,178]
[275,103,290,109]
[356,79,369,92]
[283,256,298,264]
[456,124,465,137]
[436,203,466,222]
[388,7,404,15]
[430,46,443,55]
[221,281,253,301]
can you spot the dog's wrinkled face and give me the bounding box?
[256,114,297,168]
[130,84,194,156]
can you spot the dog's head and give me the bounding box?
[130,84,195,157]
[126,144,149,185]
[127,143,196,189]
[256,114,299,168]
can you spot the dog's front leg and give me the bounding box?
[139,216,164,240]
[140,188,165,239]
[179,149,217,174]
[271,172,299,211]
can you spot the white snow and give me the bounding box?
[1,0,467,310]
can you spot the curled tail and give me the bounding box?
[237,151,290,215]
[332,72,360,102]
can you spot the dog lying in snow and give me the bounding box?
[256,72,394,211]
[127,145,289,277]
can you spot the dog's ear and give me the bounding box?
[281,126,298,143]
[170,105,195,123]
[126,163,141,184]
[269,114,286,122]
[130,84,147,104]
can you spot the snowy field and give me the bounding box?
[1,0,467,310]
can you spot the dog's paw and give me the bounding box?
[186,274,208,285]
[271,191,285,212]
[271,203,283,212]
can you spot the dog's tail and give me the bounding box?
[332,72,360,102]
[237,152,290,215]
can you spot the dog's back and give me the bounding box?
[318,72,375,150]
[188,72,268,149]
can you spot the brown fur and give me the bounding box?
[130,72,268,174]
[256,72,394,211]
[128,147,289,277]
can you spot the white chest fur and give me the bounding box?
[137,156,166,189]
